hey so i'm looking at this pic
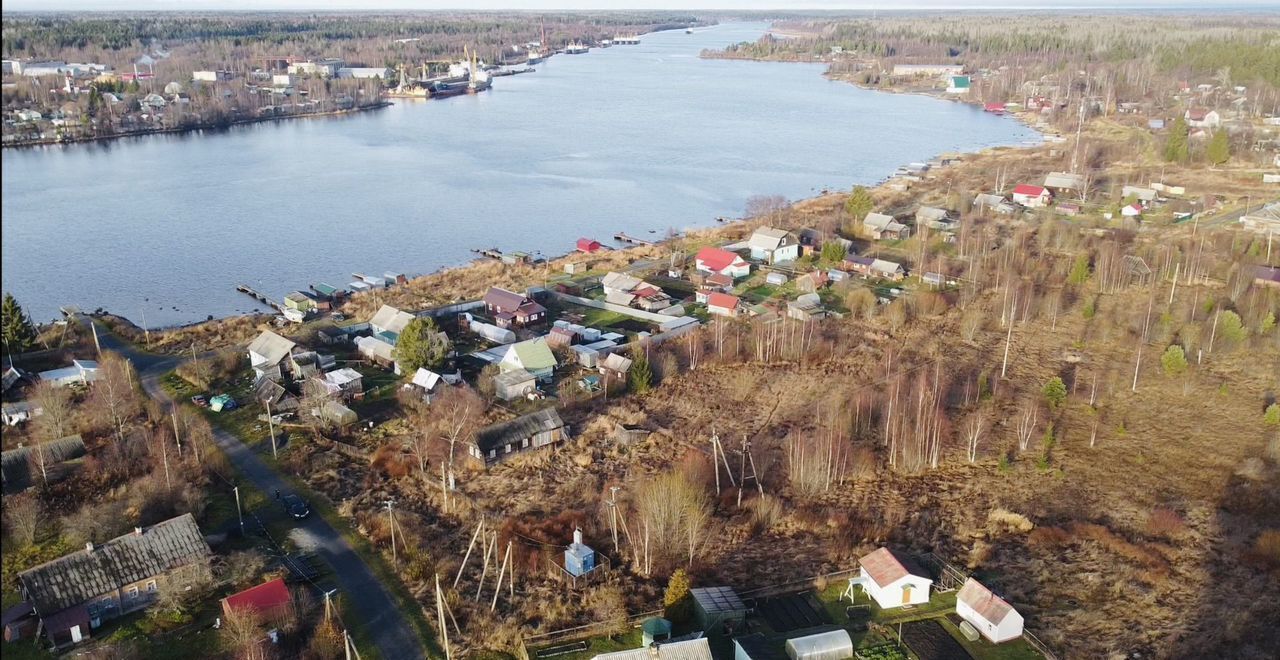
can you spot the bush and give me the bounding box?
[1145,508,1187,539]
[1264,403,1280,427]
[1161,344,1188,376]
[1042,377,1067,410]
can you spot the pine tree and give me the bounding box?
[1163,117,1189,163]
[1206,130,1229,165]
[629,348,652,394]
[393,317,448,373]
[1,293,37,355]
[1161,344,1188,376]
[843,185,873,223]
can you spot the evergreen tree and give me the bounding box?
[1042,377,1067,411]
[844,185,873,223]
[1067,253,1091,286]
[1206,130,1230,165]
[629,348,652,394]
[393,317,449,373]
[1163,117,1189,163]
[1,293,37,355]
[1161,344,1188,376]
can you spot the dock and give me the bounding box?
[236,284,283,312]
[491,67,535,77]
[472,247,505,260]
[614,232,655,246]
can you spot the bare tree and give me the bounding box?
[631,468,712,574]
[220,606,267,660]
[31,380,74,443]
[1016,401,1040,452]
[88,352,142,444]
[4,493,43,547]
[963,409,987,463]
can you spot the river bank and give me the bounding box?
[1,101,392,150]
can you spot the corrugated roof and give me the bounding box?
[503,338,557,372]
[20,513,209,614]
[592,637,713,660]
[691,586,746,614]
[483,287,528,312]
[369,305,413,335]
[706,292,739,310]
[696,247,743,273]
[601,353,633,373]
[957,578,1016,625]
[475,408,564,452]
[748,227,793,251]
[222,577,290,617]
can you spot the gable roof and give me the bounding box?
[369,305,414,335]
[483,287,528,312]
[248,330,296,365]
[601,271,642,292]
[863,213,898,230]
[412,368,442,390]
[222,578,291,617]
[748,227,794,251]
[592,638,712,660]
[1013,184,1047,196]
[706,292,740,310]
[601,353,633,373]
[695,246,744,272]
[859,547,930,588]
[1044,172,1085,190]
[503,338,557,372]
[475,408,565,453]
[20,513,209,614]
[957,578,1016,625]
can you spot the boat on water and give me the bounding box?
[526,52,545,65]
[685,28,694,34]
[565,41,589,54]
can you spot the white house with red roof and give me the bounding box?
[956,578,1023,643]
[695,247,750,279]
[705,292,741,317]
[1184,108,1220,129]
[1011,184,1051,208]
[1121,203,1144,218]
[849,547,933,609]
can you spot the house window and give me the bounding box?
[488,449,496,459]
[146,580,158,593]
[504,444,512,453]
[522,438,529,448]
[125,586,139,599]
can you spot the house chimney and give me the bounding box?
[85,542,94,553]
[648,641,661,659]
[573,528,583,546]
[134,527,143,536]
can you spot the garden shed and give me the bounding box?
[784,629,853,660]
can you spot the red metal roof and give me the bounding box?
[576,238,602,252]
[859,547,929,587]
[706,292,740,310]
[221,578,290,617]
[958,578,1016,624]
[696,247,743,273]
[1013,184,1047,196]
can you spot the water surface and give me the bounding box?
[1,22,1038,325]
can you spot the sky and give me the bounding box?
[4,0,1279,11]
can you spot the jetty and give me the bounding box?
[614,232,655,246]
[236,284,283,312]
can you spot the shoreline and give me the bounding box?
[1,101,392,150]
[31,38,1045,335]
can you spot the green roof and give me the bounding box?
[951,75,970,88]
[510,338,557,371]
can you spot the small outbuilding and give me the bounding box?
[851,547,933,609]
[784,629,853,660]
[494,368,537,401]
[641,617,672,646]
[564,528,596,577]
[956,577,1024,643]
[221,578,292,621]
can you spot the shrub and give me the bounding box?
[1249,530,1280,570]
[1264,403,1280,427]
[1042,377,1067,410]
[1161,344,1188,376]
[1145,508,1187,539]
[987,508,1034,535]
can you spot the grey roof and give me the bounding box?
[19,513,210,614]
[593,638,712,660]
[601,353,633,373]
[475,408,564,453]
[493,368,535,388]
[748,227,794,251]
[2,435,86,492]
[691,586,746,614]
[248,330,296,365]
[1044,171,1086,190]
[369,305,414,335]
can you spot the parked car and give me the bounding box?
[191,395,208,408]
[279,493,310,520]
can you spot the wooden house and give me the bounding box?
[469,408,567,467]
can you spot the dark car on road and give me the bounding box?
[279,493,311,520]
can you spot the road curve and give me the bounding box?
[81,317,427,660]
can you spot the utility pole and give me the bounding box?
[266,399,277,460]
[607,486,620,554]
[454,518,484,589]
[90,321,101,355]
[234,486,243,533]
[171,404,182,455]
[384,499,398,567]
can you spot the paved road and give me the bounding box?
[82,318,427,660]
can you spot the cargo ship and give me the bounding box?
[565,41,589,55]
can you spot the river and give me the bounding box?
[1,22,1039,326]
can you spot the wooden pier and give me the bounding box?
[472,247,505,260]
[236,284,283,312]
[614,232,655,246]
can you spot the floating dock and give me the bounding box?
[236,285,283,312]
[614,232,655,246]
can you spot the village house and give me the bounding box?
[787,293,825,321]
[321,367,364,399]
[849,547,933,609]
[747,227,800,264]
[2,401,40,427]
[1122,185,1158,203]
[593,638,713,660]
[694,246,751,279]
[221,577,292,622]
[38,360,100,388]
[915,206,952,227]
[598,353,633,380]
[248,330,297,382]
[796,270,828,293]
[600,272,672,311]
[1254,265,1280,289]
[18,514,211,648]
[892,64,963,77]
[1185,107,1221,128]
[1011,184,1052,207]
[483,287,547,329]
[1055,202,1082,216]
[498,338,557,382]
[973,193,1016,215]
[369,305,414,343]
[469,408,567,467]
[1121,203,1144,218]
[846,257,906,281]
[862,213,910,240]
[1043,172,1086,196]
[956,578,1024,643]
[706,292,741,317]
